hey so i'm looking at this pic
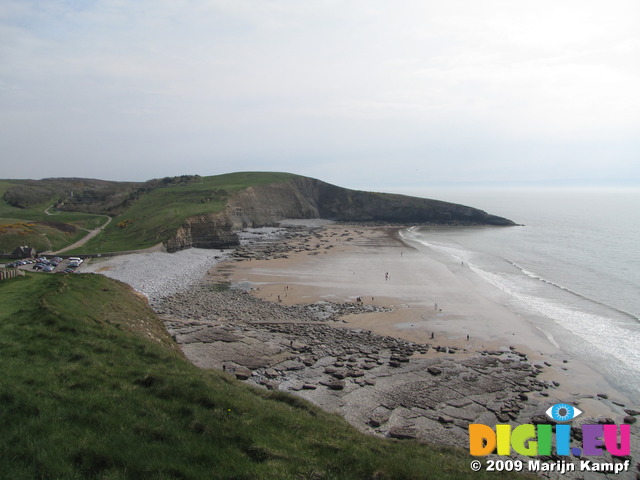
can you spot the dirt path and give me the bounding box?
[49,215,112,255]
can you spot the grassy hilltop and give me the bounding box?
[0,173,298,254]
[0,179,110,254]
[1,172,514,256]
[76,172,298,253]
[0,273,528,479]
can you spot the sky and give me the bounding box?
[1,0,639,190]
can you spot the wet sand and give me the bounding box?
[221,225,636,420]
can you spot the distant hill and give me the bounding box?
[0,172,515,255]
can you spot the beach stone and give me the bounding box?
[281,360,305,371]
[264,368,279,379]
[389,426,418,440]
[624,416,637,424]
[625,409,640,416]
[290,341,307,351]
[234,367,252,380]
[596,417,615,424]
[530,414,551,425]
[302,383,317,390]
[427,367,442,376]
[320,379,345,390]
[369,410,391,428]
[438,415,455,425]
[259,379,280,390]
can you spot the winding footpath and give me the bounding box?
[42,206,113,255]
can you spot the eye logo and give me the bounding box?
[545,403,583,422]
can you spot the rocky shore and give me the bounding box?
[158,284,552,447]
[150,224,640,479]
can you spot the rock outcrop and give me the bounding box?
[164,176,515,251]
[164,214,238,252]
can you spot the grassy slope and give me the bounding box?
[72,172,299,253]
[0,180,110,252]
[0,273,526,480]
[1,173,298,254]
[0,217,91,254]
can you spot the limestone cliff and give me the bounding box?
[164,177,515,251]
[164,214,238,252]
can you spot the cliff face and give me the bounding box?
[294,177,514,225]
[164,214,238,252]
[164,177,515,251]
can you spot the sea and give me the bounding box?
[395,187,640,403]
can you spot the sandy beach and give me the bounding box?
[221,225,633,414]
[152,223,639,478]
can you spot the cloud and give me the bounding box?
[0,0,639,186]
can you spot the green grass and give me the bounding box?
[0,180,110,253]
[0,217,90,253]
[1,173,297,254]
[0,273,529,480]
[73,172,300,253]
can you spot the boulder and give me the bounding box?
[389,426,418,440]
[234,367,252,380]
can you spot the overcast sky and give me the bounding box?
[1,0,639,189]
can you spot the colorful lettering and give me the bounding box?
[469,423,631,457]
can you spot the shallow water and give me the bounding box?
[396,187,640,402]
